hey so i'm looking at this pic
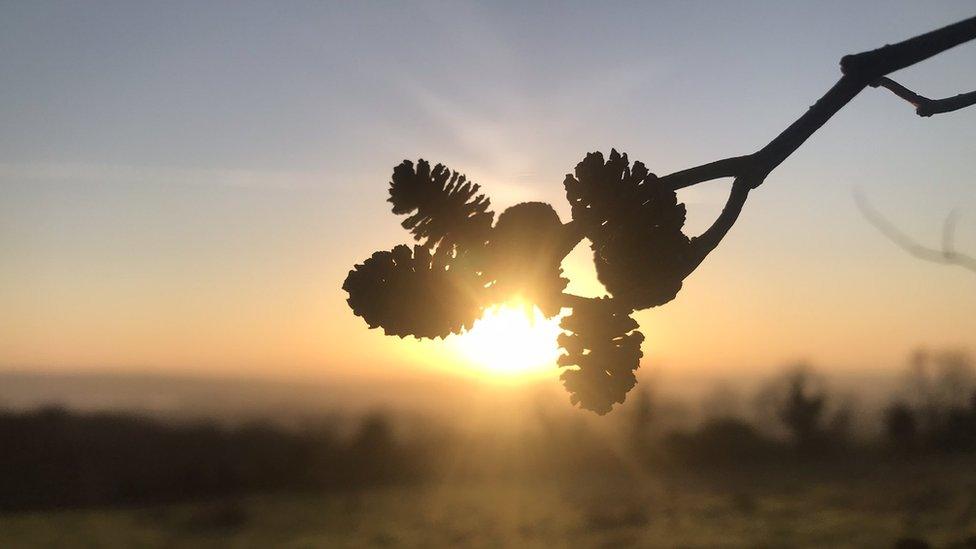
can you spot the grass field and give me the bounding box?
[4,461,976,548]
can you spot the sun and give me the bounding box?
[450,302,564,378]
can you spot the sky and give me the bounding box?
[1,1,974,388]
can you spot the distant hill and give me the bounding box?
[0,370,475,421]
[0,367,904,427]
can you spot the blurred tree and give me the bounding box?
[883,350,976,452]
[755,365,853,453]
[701,382,744,422]
[628,388,654,457]
[903,350,975,430]
[777,369,827,451]
[884,401,919,453]
[349,413,398,484]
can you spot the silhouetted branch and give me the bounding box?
[687,177,754,272]
[869,77,928,107]
[585,9,975,309]
[658,15,976,193]
[646,14,976,301]
[855,193,976,274]
[840,15,976,80]
[559,292,638,314]
[658,156,754,191]
[560,292,596,309]
[561,219,587,251]
[870,76,976,117]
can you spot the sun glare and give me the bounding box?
[451,302,564,378]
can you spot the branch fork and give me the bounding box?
[558,15,976,312]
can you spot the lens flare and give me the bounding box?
[450,302,563,378]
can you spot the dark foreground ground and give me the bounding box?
[4,461,976,549]
[4,361,976,547]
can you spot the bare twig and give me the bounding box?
[559,292,598,309]
[659,15,976,193]
[560,219,587,253]
[658,156,754,191]
[687,177,754,272]
[869,77,929,108]
[650,15,976,289]
[855,193,976,274]
[870,77,976,117]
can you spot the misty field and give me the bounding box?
[5,360,976,548]
[4,462,976,549]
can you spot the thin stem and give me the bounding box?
[657,155,754,190]
[871,76,976,117]
[657,15,976,191]
[870,77,928,108]
[753,76,866,182]
[558,292,615,311]
[642,15,976,286]
[560,219,587,255]
[686,177,753,273]
[559,293,593,308]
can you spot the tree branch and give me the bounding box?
[855,193,976,274]
[686,177,753,273]
[562,17,976,311]
[869,77,928,108]
[558,291,635,313]
[642,15,976,290]
[560,219,587,254]
[870,76,976,117]
[839,16,976,81]
[657,15,976,192]
[657,155,755,190]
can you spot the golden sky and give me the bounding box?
[1,2,974,386]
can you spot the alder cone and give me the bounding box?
[388,159,493,251]
[482,202,570,317]
[564,149,694,310]
[343,245,484,339]
[557,298,644,415]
